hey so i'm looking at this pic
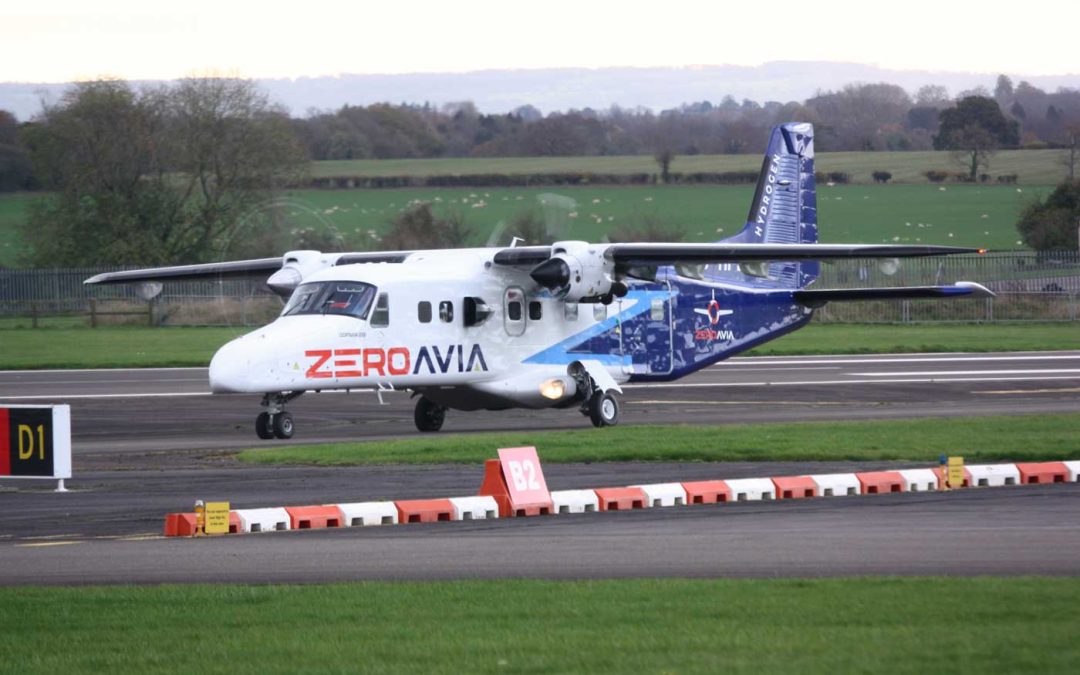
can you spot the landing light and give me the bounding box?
[539,378,566,400]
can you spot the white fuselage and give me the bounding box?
[208,248,633,410]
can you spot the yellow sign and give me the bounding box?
[204,501,231,535]
[947,456,965,489]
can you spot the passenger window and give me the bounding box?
[418,301,432,323]
[564,302,578,321]
[439,301,454,323]
[529,301,542,321]
[504,287,526,336]
[371,293,390,327]
[593,303,607,321]
[650,299,665,321]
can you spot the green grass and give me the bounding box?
[0,182,1047,266]
[273,183,1035,251]
[311,148,1071,184]
[237,413,1080,466]
[0,322,1075,370]
[0,578,1076,674]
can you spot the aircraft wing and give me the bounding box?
[84,258,284,285]
[793,281,995,308]
[604,243,981,265]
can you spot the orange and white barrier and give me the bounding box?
[808,473,860,497]
[630,482,687,507]
[967,464,1020,487]
[235,507,291,533]
[1015,462,1069,485]
[286,505,344,529]
[336,501,398,527]
[550,489,599,514]
[395,498,454,523]
[857,471,905,494]
[771,476,816,499]
[449,496,499,521]
[682,480,730,504]
[898,469,939,492]
[595,487,648,511]
[1065,461,1080,482]
[724,478,775,501]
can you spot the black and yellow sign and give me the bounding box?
[1,407,56,477]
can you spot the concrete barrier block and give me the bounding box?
[967,464,1020,487]
[771,476,816,499]
[808,473,860,497]
[285,505,344,530]
[1064,461,1080,483]
[235,507,291,533]
[396,498,454,524]
[1015,462,1069,485]
[630,482,687,507]
[932,465,971,488]
[898,469,939,492]
[595,487,648,511]
[724,478,775,501]
[449,496,499,521]
[856,471,905,494]
[336,501,398,527]
[550,489,599,514]
[682,480,730,504]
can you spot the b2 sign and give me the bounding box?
[1,405,71,482]
[497,446,551,507]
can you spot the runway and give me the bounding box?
[1,351,1079,456]
[0,350,1078,585]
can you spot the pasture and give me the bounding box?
[310,148,1069,184]
[0,182,1048,268]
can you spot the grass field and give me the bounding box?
[0,183,1045,266]
[236,413,1080,466]
[311,148,1071,184]
[1,578,1076,674]
[0,322,1076,370]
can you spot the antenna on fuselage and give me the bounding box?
[509,236,525,248]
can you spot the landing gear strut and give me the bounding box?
[569,364,620,428]
[414,396,447,432]
[255,392,304,440]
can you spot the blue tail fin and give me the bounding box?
[707,122,818,288]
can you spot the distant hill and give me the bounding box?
[2,61,1078,120]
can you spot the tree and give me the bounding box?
[379,203,471,250]
[1061,123,1080,181]
[934,96,1020,180]
[654,148,675,183]
[1016,181,1080,250]
[0,109,34,192]
[994,74,1014,102]
[915,85,950,107]
[22,78,308,266]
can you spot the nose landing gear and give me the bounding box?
[255,392,304,439]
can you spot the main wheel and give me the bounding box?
[255,412,275,439]
[414,397,446,432]
[272,411,294,439]
[589,391,619,427]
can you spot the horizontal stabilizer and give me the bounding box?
[793,281,995,308]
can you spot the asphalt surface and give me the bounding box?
[0,351,1078,585]
[1,351,1078,454]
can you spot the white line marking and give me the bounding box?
[627,375,1080,389]
[0,392,211,400]
[720,355,1080,367]
[855,369,1080,377]
[0,367,207,375]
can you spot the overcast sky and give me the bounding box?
[2,0,1078,83]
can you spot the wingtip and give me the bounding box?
[955,281,996,298]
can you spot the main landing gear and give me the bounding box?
[568,363,620,428]
[414,396,447,432]
[255,392,304,440]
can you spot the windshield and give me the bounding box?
[282,281,377,320]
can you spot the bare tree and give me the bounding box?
[1061,122,1080,181]
[948,124,997,181]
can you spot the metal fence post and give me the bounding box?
[89,298,97,328]
[31,301,39,329]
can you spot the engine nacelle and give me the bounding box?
[529,241,617,302]
[266,250,334,297]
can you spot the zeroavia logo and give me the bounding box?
[305,344,488,379]
[754,153,782,233]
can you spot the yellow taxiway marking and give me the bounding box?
[21,533,81,540]
[15,541,82,548]
[975,387,1080,395]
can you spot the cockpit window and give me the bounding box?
[282,281,377,320]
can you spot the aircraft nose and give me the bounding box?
[209,338,253,393]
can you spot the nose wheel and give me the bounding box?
[587,391,619,427]
[255,392,303,440]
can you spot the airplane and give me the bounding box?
[85,123,993,439]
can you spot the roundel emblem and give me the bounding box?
[706,299,723,325]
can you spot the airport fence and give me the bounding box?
[1,250,1078,327]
